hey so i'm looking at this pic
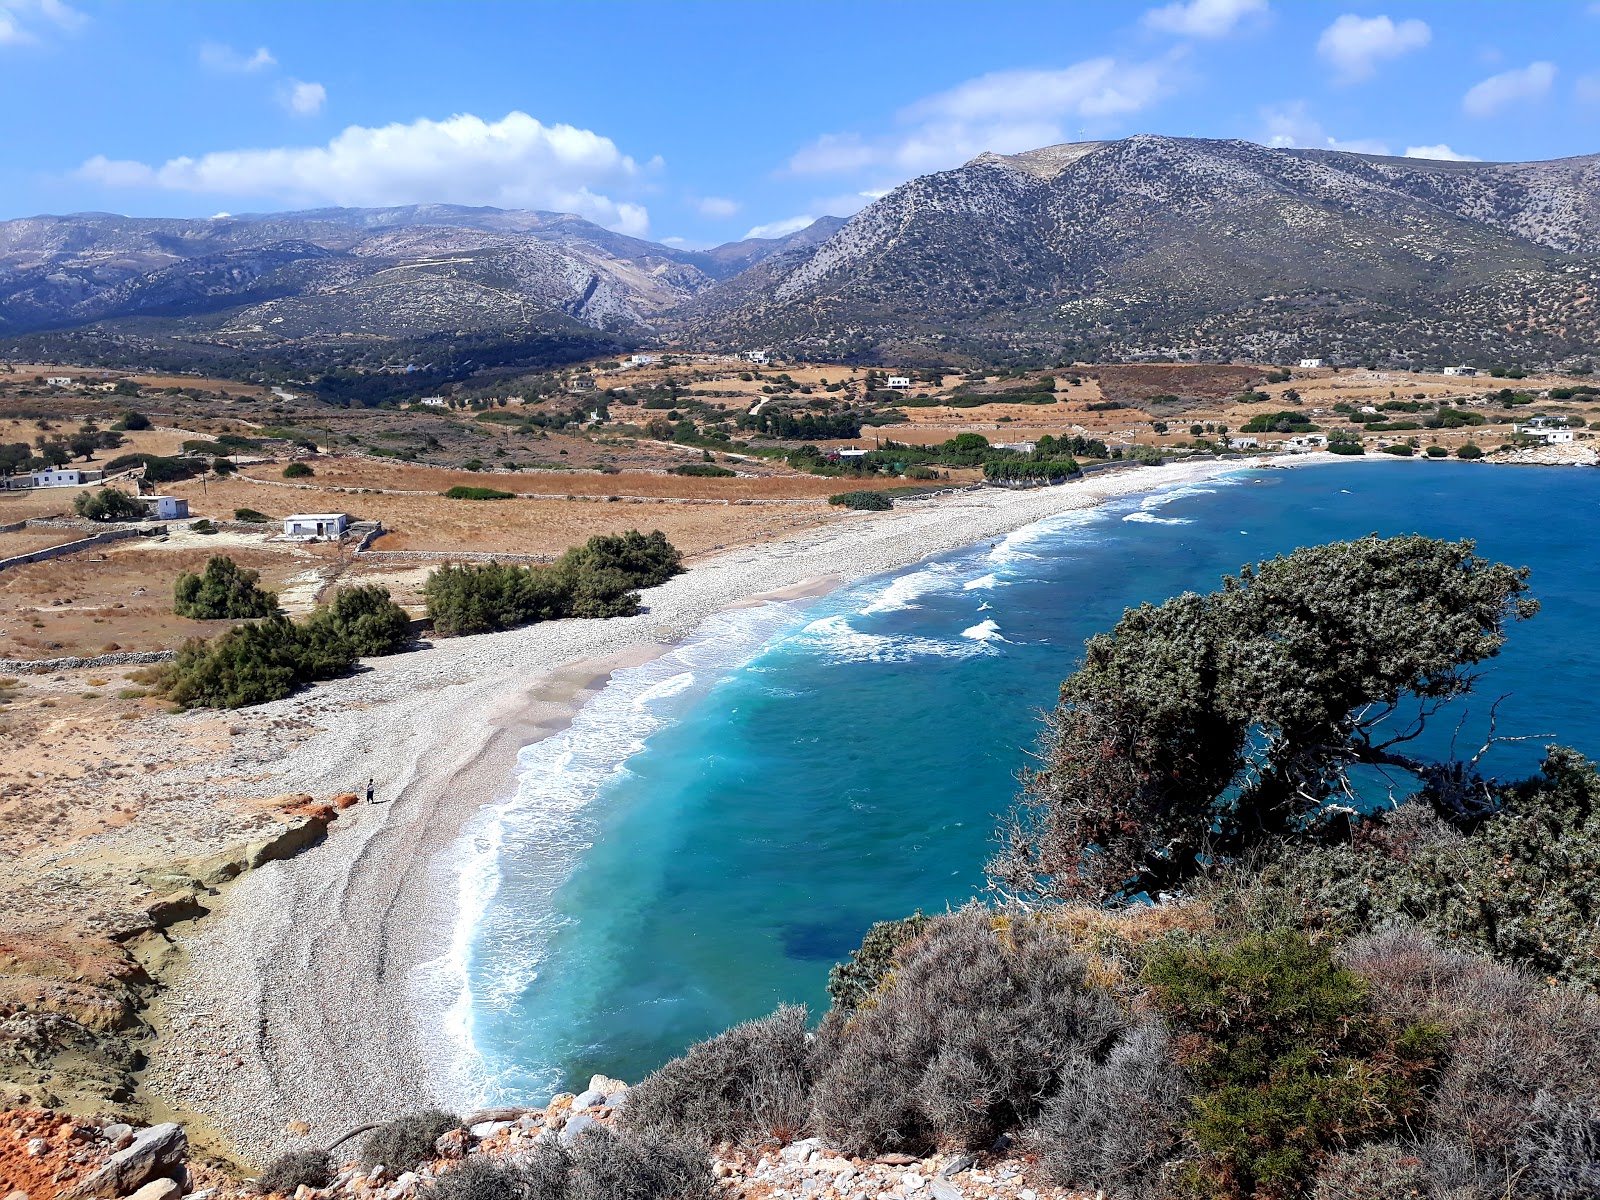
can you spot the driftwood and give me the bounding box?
[321,1123,380,1154]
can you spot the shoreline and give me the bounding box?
[142,454,1343,1160]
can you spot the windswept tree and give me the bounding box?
[990,535,1538,904]
[173,555,278,620]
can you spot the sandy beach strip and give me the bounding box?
[142,455,1334,1160]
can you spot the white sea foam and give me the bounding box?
[961,618,1010,644]
[796,612,984,664]
[963,573,1000,591]
[1123,510,1189,524]
[858,565,953,614]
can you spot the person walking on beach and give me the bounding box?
[366,777,375,804]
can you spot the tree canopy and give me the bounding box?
[173,555,278,620]
[990,534,1538,904]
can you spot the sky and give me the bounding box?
[1,0,1597,248]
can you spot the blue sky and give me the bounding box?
[2,0,1597,247]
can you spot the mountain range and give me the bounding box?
[3,134,1598,371]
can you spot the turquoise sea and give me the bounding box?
[437,461,1600,1104]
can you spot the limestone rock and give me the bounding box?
[60,1123,186,1199]
[124,1179,180,1200]
[558,1115,597,1147]
[570,1089,606,1111]
[434,1130,471,1159]
[586,1075,627,1096]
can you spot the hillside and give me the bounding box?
[683,135,1600,366]
[0,206,837,374]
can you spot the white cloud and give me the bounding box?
[76,110,652,236]
[0,0,86,45]
[693,196,740,218]
[199,42,276,72]
[1403,143,1480,161]
[744,215,816,239]
[789,55,1181,179]
[1463,61,1556,116]
[1258,100,1388,154]
[1316,14,1431,83]
[1142,0,1267,38]
[279,79,326,116]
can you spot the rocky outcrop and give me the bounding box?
[59,1123,187,1199]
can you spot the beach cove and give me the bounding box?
[139,455,1276,1157]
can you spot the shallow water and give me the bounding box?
[440,461,1600,1103]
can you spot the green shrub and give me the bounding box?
[1380,442,1416,456]
[73,488,144,522]
[103,453,205,483]
[234,508,269,523]
[560,530,683,589]
[257,1149,332,1195]
[160,584,410,709]
[305,583,412,656]
[1457,443,1484,459]
[117,410,151,431]
[825,912,930,1013]
[829,490,892,510]
[360,1109,461,1170]
[1143,930,1441,1200]
[1251,748,1600,990]
[623,1006,812,1148]
[444,485,515,500]
[811,906,1126,1155]
[191,518,215,532]
[173,556,278,620]
[1425,445,1449,458]
[283,462,314,478]
[668,463,735,477]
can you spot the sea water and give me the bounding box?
[438,461,1600,1104]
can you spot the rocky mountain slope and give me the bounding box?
[684,135,1600,365]
[0,205,833,348]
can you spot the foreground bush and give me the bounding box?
[811,906,1125,1154]
[283,461,314,478]
[257,1148,332,1194]
[160,584,411,708]
[829,490,892,510]
[234,507,270,522]
[73,488,144,522]
[668,463,735,477]
[1025,1022,1188,1200]
[444,485,515,500]
[623,1006,812,1147]
[361,1109,461,1170]
[425,532,684,636]
[425,1128,712,1200]
[1143,929,1441,1199]
[825,911,930,1013]
[173,555,278,619]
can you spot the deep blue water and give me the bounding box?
[437,461,1600,1104]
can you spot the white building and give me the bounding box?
[271,387,299,402]
[1515,419,1576,445]
[1298,358,1325,369]
[26,467,101,488]
[628,354,660,367]
[1230,435,1262,449]
[886,376,912,390]
[834,447,870,459]
[1359,405,1379,414]
[45,376,74,387]
[143,495,189,520]
[1287,433,1329,449]
[567,374,596,393]
[283,512,348,539]
[419,396,447,407]
[1442,365,1478,377]
[744,350,769,365]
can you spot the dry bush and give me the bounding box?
[621,1004,812,1148]
[810,905,1126,1155]
[257,1149,332,1195]
[1024,1022,1188,1200]
[1342,929,1600,1191]
[565,1125,714,1200]
[360,1109,462,1169]
[1310,1142,1429,1200]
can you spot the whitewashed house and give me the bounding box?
[1298,358,1325,369]
[283,512,348,539]
[142,495,189,520]
[834,447,870,459]
[271,387,300,402]
[419,396,447,407]
[1515,418,1576,445]
[628,354,660,367]
[567,374,596,393]
[744,350,769,365]
[1287,433,1329,449]
[1442,365,1478,377]
[886,376,912,390]
[27,467,101,488]
[45,376,74,387]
